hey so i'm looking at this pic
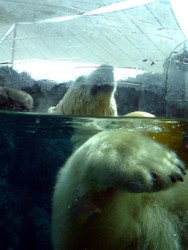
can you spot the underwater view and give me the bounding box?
[0,111,72,250]
[0,111,187,250]
[1,0,188,249]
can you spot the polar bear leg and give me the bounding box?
[52,130,186,250]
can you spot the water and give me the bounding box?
[0,111,187,250]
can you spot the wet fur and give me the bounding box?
[52,130,188,250]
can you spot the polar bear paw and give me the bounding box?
[125,149,186,192]
[82,130,186,193]
[116,134,186,192]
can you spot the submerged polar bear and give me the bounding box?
[52,130,188,250]
[51,65,188,250]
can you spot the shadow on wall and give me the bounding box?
[115,72,166,116]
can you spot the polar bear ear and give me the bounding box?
[125,111,155,117]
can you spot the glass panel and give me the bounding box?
[0,1,188,250]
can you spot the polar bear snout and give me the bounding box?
[91,83,115,96]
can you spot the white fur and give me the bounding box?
[48,65,117,116]
[52,130,188,250]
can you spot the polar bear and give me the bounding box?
[51,65,188,249]
[48,64,117,116]
[52,129,188,250]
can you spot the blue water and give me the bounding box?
[0,111,187,250]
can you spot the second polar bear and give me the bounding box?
[48,64,117,116]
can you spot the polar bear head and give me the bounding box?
[48,65,117,116]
